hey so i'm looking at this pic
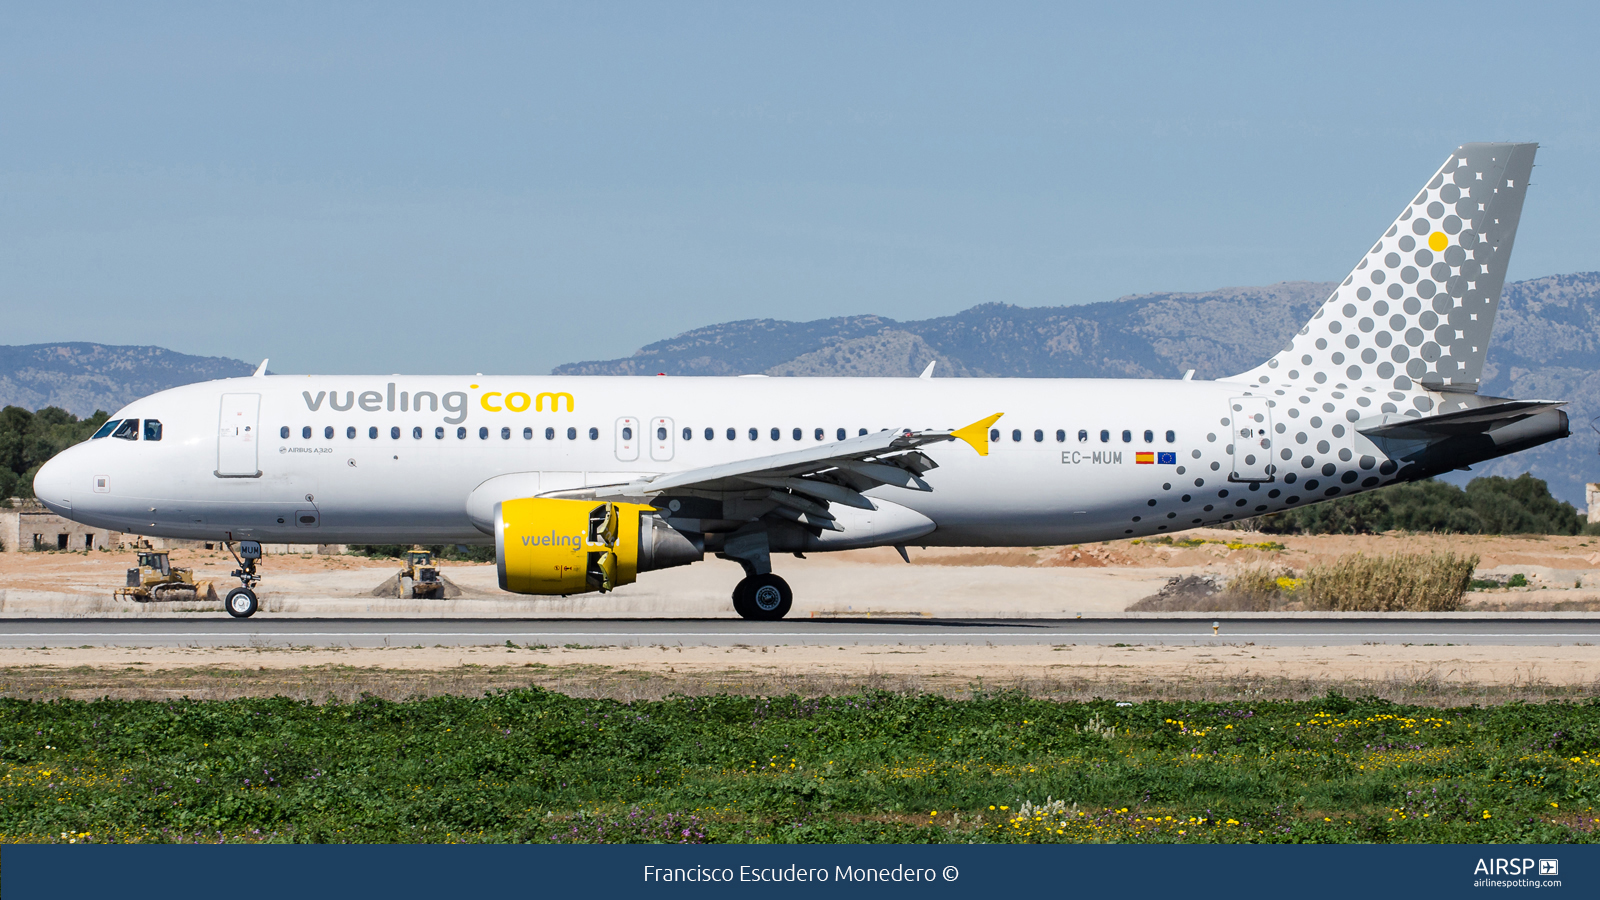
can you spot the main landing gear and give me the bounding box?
[732,573,793,621]
[222,539,264,619]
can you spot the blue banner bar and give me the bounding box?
[5,844,1594,899]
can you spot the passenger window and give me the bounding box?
[144,420,163,441]
[858,428,867,436]
[1144,430,1154,443]
[792,428,802,441]
[683,427,692,440]
[347,426,356,439]
[1011,429,1022,442]
[1033,429,1044,443]
[1078,429,1088,442]
[1099,430,1110,443]
[770,428,780,441]
[456,427,466,439]
[657,426,668,440]
[92,419,121,439]
[324,425,334,439]
[704,427,714,440]
[523,427,533,440]
[621,426,632,440]
[748,428,757,441]
[279,426,290,439]
[814,428,823,440]
[436,427,445,439]
[302,426,312,439]
[1166,430,1176,443]
[567,427,577,440]
[1121,430,1132,443]
[478,427,488,440]
[371,427,380,439]
[836,428,846,441]
[501,427,511,440]
[1055,429,1065,443]
[989,428,999,441]
[413,427,423,439]
[392,426,402,439]
[545,427,555,440]
[590,427,600,440]
[726,428,736,441]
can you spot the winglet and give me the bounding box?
[252,359,269,377]
[950,413,1003,456]
[919,360,936,379]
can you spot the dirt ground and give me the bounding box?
[5,533,1600,695]
[3,640,1597,705]
[5,530,1598,613]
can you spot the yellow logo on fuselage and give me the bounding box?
[480,391,576,413]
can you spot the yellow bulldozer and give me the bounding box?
[400,548,443,599]
[114,550,218,603]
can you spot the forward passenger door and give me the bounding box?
[217,393,261,477]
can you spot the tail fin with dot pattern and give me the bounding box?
[1231,142,1536,395]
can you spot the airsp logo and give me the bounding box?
[1473,858,1551,876]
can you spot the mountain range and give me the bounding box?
[5,273,1597,505]
[556,273,1600,506]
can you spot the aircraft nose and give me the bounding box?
[32,453,74,514]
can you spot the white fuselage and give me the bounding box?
[33,373,1385,547]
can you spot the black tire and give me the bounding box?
[734,573,792,621]
[225,587,258,619]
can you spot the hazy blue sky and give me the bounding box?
[3,2,1598,375]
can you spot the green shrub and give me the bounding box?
[1225,565,1286,610]
[1301,551,1479,612]
[0,405,109,500]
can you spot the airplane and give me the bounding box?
[33,142,1568,620]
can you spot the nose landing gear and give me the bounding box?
[223,540,263,619]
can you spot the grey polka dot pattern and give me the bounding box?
[1118,144,1537,539]
[1237,143,1535,394]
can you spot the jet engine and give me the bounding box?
[494,498,703,595]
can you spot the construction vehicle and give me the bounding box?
[115,550,217,603]
[400,547,443,599]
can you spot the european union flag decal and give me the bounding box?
[1157,452,1177,465]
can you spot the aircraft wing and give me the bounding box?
[581,413,1002,532]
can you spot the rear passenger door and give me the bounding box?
[1228,396,1273,482]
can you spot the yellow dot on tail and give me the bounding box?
[1428,232,1448,251]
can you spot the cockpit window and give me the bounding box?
[143,419,162,441]
[91,419,121,439]
[111,419,139,441]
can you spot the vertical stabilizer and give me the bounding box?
[1231,143,1536,394]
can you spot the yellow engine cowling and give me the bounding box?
[495,498,653,595]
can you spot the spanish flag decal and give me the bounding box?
[1136,452,1155,464]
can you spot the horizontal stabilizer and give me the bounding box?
[1357,400,1565,441]
[1356,398,1569,479]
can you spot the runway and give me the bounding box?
[2,617,1599,648]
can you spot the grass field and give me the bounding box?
[3,688,1598,844]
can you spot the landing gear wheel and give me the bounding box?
[225,587,258,619]
[732,573,791,621]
